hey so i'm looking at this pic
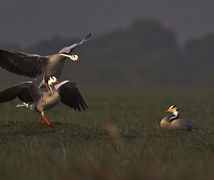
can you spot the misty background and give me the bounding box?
[1,0,214,90]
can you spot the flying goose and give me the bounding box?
[0,76,88,125]
[0,33,91,89]
[160,105,198,131]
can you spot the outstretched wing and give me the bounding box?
[58,33,92,54]
[56,81,88,111]
[0,82,41,104]
[0,49,48,78]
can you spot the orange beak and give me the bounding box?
[56,80,59,84]
[76,57,80,62]
[165,109,170,113]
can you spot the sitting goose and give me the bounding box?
[0,33,91,89]
[160,105,198,131]
[0,76,88,125]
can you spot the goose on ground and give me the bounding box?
[160,105,198,131]
[0,76,88,125]
[0,33,91,90]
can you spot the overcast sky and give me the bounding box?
[0,0,214,47]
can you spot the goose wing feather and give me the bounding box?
[0,82,41,103]
[179,117,198,130]
[57,81,88,111]
[0,49,48,78]
[58,33,92,54]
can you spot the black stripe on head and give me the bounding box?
[171,105,176,109]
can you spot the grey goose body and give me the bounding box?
[0,33,91,87]
[160,105,198,131]
[0,77,88,125]
[160,116,198,131]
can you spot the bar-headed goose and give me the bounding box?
[0,76,88,125]
[0,33,91,89]
[160,105,198,131]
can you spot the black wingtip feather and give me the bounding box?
[58,82,88,111]
[86,33,92,40]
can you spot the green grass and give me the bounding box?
[0,89,214,180]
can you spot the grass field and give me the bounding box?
[0,88,214,180]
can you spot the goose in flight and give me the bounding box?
[160,105,198,131]
[0,76,88,125]
[0,33,91,89]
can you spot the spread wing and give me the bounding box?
[58,33,92,54]
[0,49,48,78]
[56,81,88,111]
[0,82,41,104]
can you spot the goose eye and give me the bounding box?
[73,55,78,59]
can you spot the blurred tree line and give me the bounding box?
[1,19,214,89]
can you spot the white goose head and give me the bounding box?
[58,53,80,62]
[70,54,80,61]
[165,105,180,121]
[165,105,179,113]
[48,76,59,85]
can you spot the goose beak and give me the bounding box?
[76,57,80,62]
[72,57,80,62]
[165,109,174,113]
[56,80,59,84]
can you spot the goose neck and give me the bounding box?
[169,111,179,121]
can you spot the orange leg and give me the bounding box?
[41,115,52,126]
[45,81,59,92]
[45,83,50,91]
